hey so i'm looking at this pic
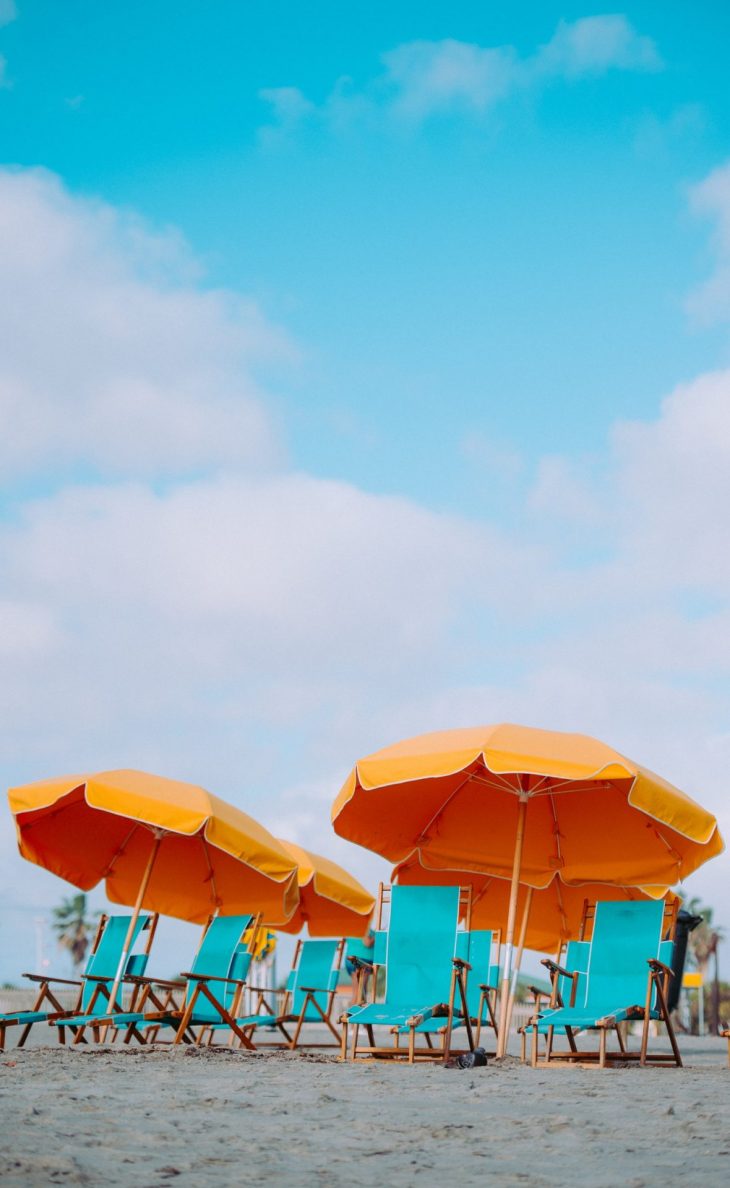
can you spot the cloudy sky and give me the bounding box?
[1,2,729,980]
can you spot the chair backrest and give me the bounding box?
[557,939,590,1008]
[584,900,665,1014]
[285,939,341,1018]
[81,914,151,1013]
[383,885,460,1008]
[455,930,497,1017]
[185,914,253,1023]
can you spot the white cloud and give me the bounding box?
[381,39,517,119]
[2,160,730,980]
[535,15,661,78]
[259,15,661,135]
[0,169,286,482]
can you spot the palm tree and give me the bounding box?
[52,894,97,973]
[684,895,725,1034]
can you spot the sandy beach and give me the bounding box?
[1,1036,727,1187]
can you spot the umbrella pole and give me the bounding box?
[102,831,163,1039]
[505,885,533,1040]
[496,792,528,1058]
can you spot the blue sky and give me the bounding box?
[0,3,729,978]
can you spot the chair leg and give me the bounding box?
[17,1022,34,1048]
[408,1026,416,1064]
[599,1027,607,1069]
[340,1020,348,1061]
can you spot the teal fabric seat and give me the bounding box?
[235,938,343,1049]
[343,884,464,1062]
[67,914,256,1047]
[531,900,682,1068]
[0,913,153,1050]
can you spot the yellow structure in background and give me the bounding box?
[682,971,704,988]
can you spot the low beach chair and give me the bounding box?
[234,938,345,1050]
[0,912,156,1050]
[529,900,681,1068]
[63,914,257,1048]
[341,884,469,1063]
[393,928,501,1055]
[519,939,590,1064]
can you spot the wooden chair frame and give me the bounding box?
[240,937,346,1050]
[1,915,110,1052]
[71,912,261,1047]
[341,882,478,1064]
[1,914,159,1050]
[529,899,682,1068]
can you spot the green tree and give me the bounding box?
[52,894,98,973]
[683,895,725,1034]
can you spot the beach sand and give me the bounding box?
[1,1036,727,1186]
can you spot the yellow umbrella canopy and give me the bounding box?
[392,853,670,954]
[9,770,300,925]
[274,839,375,937]
[333,723,722,887]
[333,722,723,1055]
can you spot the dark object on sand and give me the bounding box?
[453,1047,487,1069]
[668,910,703,1013]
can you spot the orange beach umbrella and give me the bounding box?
[332,723,723,1055]
[273,839,375,937]
[9,770,301,1008]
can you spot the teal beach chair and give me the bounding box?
[530,900,681,1068]
[63,914,257,1048]
[235,937,345,1049]
[341,884,469,1063]
[518,938,590,1064]
[394,927,501,1054]
[0,912,156,1050]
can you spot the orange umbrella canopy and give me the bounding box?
[392,853,670,954]
[9,770,300,925]
[333,723,723,887]
[274,839,375,937]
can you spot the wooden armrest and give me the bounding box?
[647,959,674,978]
[542,959,575,980]
[526,985,545,998]
[452,958,472,971]
[246,984,279,994]
[83,973,129,983]
[131,977,184,989]
[22,973,81,986]
[181,972,246,987]
[299,985,327,994]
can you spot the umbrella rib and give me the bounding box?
[200,834,220,910]
[554,876,568,937]
[414,770,484,842]
[469,770,522,794]
[102,822,140,878]
[548,794,564,871]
